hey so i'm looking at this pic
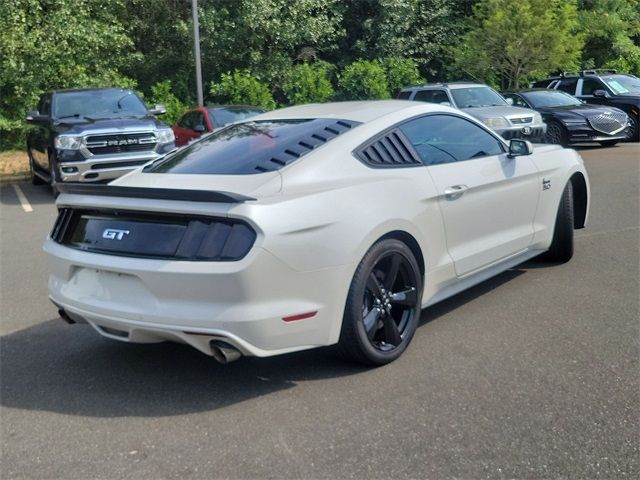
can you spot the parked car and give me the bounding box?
[46,100,589,366]
[530,69,640,141]
[398,82,547,142]
[502,89,629,147]
[172,105,266,146]
[26,88,175,192]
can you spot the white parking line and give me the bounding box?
[12,184,33,213]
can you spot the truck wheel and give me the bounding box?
[29,151,45,185]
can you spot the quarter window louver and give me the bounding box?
[356,129,422,168]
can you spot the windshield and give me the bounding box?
[209,107,266,127]
[523,90,582,108]
[601,75,640,94]
[145,118,359,175]
[451,87,507,108]
[53,89,148,119]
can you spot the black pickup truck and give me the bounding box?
[26,88,176,192]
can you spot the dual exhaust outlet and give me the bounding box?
[57,308,243,364]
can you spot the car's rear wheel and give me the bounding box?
[338,239,422,365]
[545,121,568,146]
[540,181,574,263]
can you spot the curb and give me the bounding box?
[0,174,30,185]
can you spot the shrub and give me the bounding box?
[379,57,424,96]
[210,70,276,109]
[282,61,335,105]
[149,80,188,126]
[338,60,390,100]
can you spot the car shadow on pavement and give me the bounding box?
[1,268,526,419]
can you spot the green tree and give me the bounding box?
[282,62,335,104]
[334,0,463,77]
[149,81,187,126]
[578,0,640,76]
[0,0,135,148]
[210,70,276,109]
[338,60,390,100]
[379,57,424,95]
[198,0,344,87]
[452,0,584,89]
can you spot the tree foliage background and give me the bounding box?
[1,0,639,149]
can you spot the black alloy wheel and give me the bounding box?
[338,239,422,365]
[545,121,568,146]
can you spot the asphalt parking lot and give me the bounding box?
[1,144,638,479]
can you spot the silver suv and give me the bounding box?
[398,82,546,141]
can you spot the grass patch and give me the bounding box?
[0,150,29,178]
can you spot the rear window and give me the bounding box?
[145,118,359,175]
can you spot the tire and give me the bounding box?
[545,121,568,146]
[624,114,638,142]
[337,238,423,365]
[540,181,574,263]
[599,140,619,148]
[28,150,45,185]
[49,154,59,196]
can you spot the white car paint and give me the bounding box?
[44,100,590,360]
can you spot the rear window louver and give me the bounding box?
[254,120,358,172]
[356,129,422,168]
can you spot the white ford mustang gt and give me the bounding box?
[45,101,590,365]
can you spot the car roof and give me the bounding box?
[205,105,266,111]
[251,100,447,124]
[401,82,485,91]
[49,87,131,95]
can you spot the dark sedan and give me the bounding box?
[503,89,629,147]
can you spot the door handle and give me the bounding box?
[444,185,468,199]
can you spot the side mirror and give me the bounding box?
[193,124,206,133]
[593,89,608,98]
[149,104,167,115]
[26,110,48,123]
[505,98,514,105]
[508,139,533,157]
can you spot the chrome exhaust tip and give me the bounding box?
[210,340,242,364]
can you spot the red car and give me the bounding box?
[172,105,266,146]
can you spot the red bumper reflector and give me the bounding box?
[282,311,317,322]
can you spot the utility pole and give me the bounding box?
[192,0,204,107]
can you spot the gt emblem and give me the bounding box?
[102,228,130,240]
[542,178,551,190]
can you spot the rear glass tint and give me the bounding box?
[145,118,359,175]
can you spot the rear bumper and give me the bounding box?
[44,238,352,357]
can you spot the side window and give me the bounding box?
[557,78,578,94]
[397,91,412,100]
[39,95,51,116]
[193,111,205,129]
[580,78,603,96]
[178,112,195,129]
[399,114,504,166]
[414,90,449,104]
[506,94,528,108]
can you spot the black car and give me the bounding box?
[530,70,639,141]
[26,88,176,193]
[503,89,630,147]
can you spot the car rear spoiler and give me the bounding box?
[56,183,256,203]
